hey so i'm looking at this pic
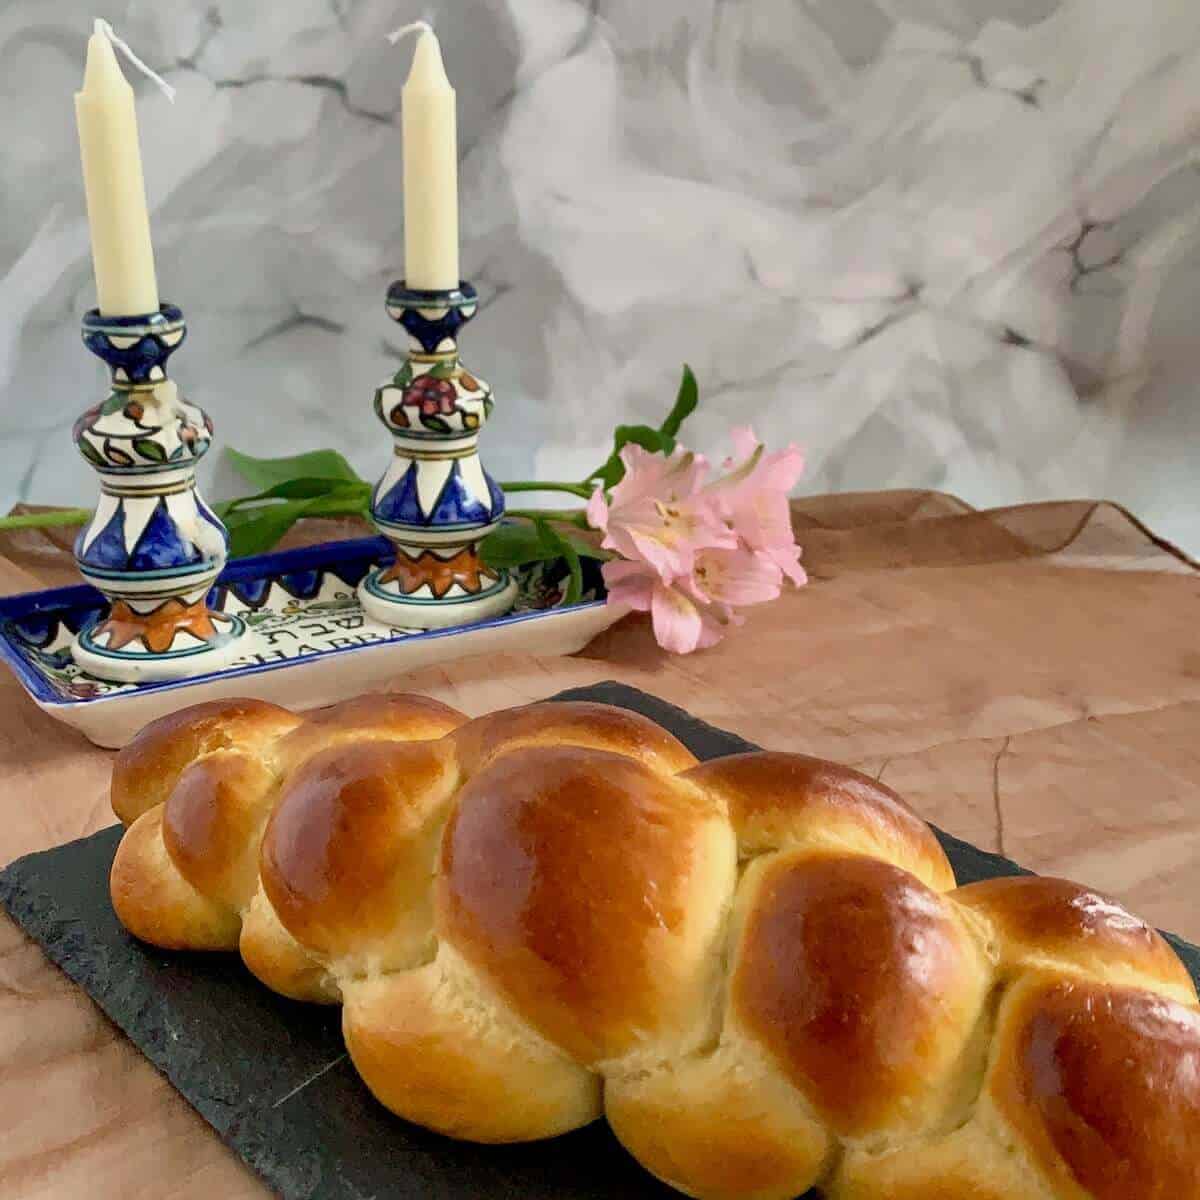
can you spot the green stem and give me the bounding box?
[507,507,590,528]
[0,508,93,530]
[500,480,594,500]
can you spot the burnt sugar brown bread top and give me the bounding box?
[108,694,1200,1200]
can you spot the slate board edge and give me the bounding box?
[0,824,247,1148]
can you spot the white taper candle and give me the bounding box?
[74,19,161,316]
[399,25,460,291]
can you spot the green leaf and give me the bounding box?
[393,361,414,388]
[428,360,457,380]
[301,491,373,519]
[419,413,453,434]
[479,521,547,570]
[582,364,701,489]
[222,485,372,558]
[561,534,609,561]
[535,520,583,606]
[226,447,363,490]
[659,363,699,441]
[101,391,125,416]
[222,478,370,514]
[132,437,167,463]
[480,519,608,602]
[224,499,320,558]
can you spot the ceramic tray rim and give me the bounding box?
[0,535,608,711]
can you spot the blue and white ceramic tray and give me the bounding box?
[0,536,618,749]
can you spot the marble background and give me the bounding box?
[2,0,1199,551]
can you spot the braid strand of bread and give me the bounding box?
[108,695,1200,1200]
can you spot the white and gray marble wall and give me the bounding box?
[3,0,1199,550]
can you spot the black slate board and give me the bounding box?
[2,681,1198,1200]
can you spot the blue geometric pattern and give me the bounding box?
[10,614,56,648]
[81,304,186,385]
[333,559,372,588]
[280,570,322,600]
[387,281,476,354]
[374,463,425,526]
[128,500,204,571]
[75,505,127,570]
[229,577,271,608]
[487,472,506,519]
[77,499,212,573]
[429,462,494,526]
[374,461,501,529]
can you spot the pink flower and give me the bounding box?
[587,445,735,580]
[601,559,724,653]
[588,427,807,654]
[602,545,782,655]
[709,427,807,586]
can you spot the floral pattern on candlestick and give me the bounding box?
[359,280,518,630]
[74,305,214,470]
[69,304,246,683]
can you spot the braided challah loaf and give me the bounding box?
[109,694,1200,1199]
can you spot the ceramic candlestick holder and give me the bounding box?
[358,279,517,629]
[70,303,246,683]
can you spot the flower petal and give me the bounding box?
[695,546,783,607]
[660,450,710,500]
[650,581,704,654]
[763,544,808,587]
[602,558,655,611]
[586,486,611,534]
[610,444,673,507]
[626,526,694,581]
[694,609,728,650]
[723,426,761,469]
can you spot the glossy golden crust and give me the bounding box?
[107,693,1200,1200]
[448,700,698,778]
[955,876,1199,1004]
[261,739,456,971]
[162,750,278,911]
[438,745,734,1065]
[110,807,241,950]
[991,979,1200,1200]
[732,851,987,1136]
[271,693,466,775]
[685,752,955,892]
[110,698,301,825]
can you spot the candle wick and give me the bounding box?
[95,18,177,103]
[385,19,434,46]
